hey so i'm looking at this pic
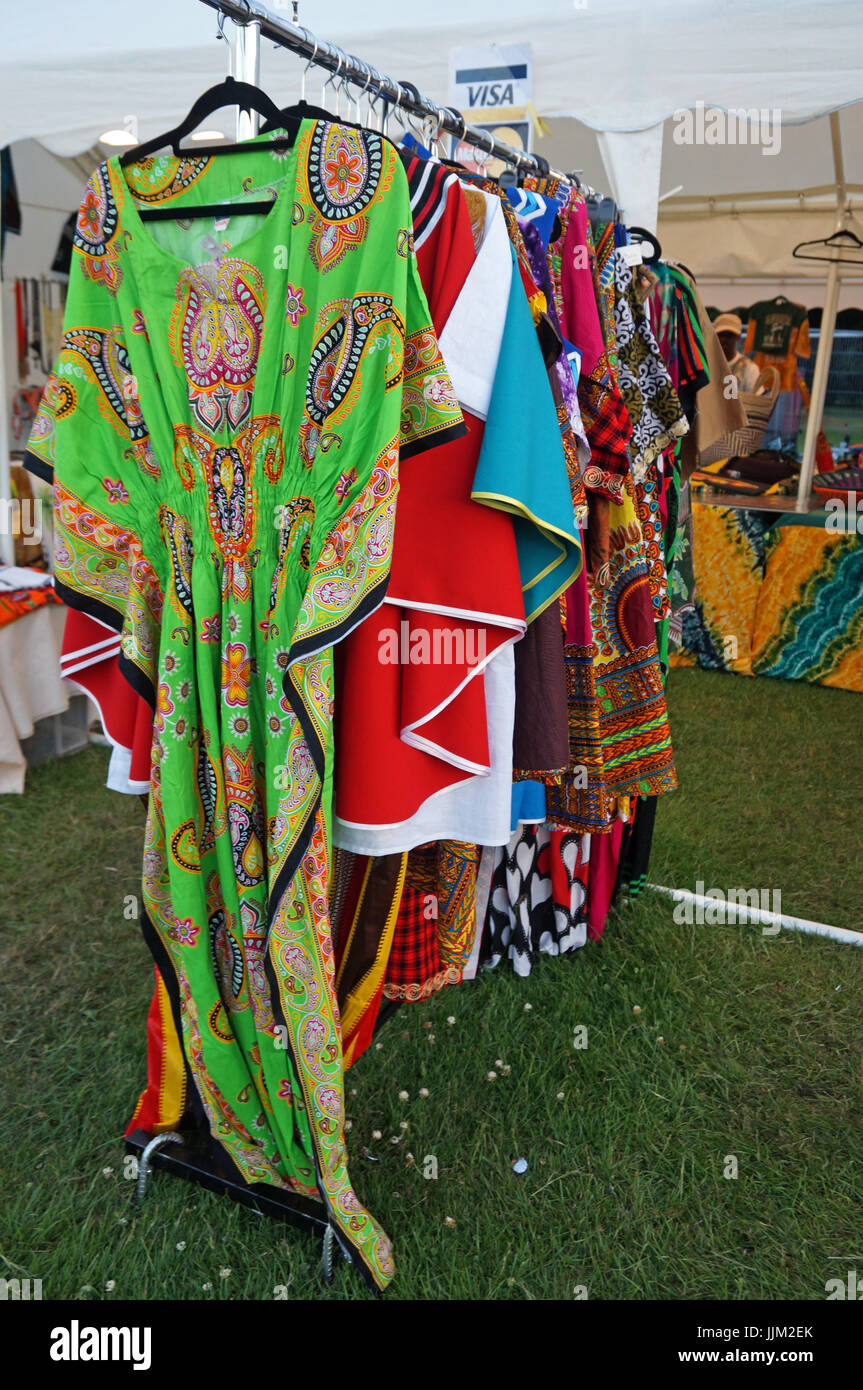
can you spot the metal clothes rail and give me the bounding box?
[198,0,599,196]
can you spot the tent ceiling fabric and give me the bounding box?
[1,0,862,281]
[2,0,863,151]
[660,209,863,285]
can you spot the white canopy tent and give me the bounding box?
[2,0,863,559]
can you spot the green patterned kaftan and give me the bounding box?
[25,120,464,1290]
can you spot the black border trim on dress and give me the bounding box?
[119,650,156,710]
[259,563,395,1294]
[23,449,54,486]
[139,905,216,1155]
[139,904,287,1194]
[52,577,157,711]
[268,566,390,913]
[53,575,122,634]
[398,418,466,462]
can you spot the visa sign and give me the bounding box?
[449,44,532,111]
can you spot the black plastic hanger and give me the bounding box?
[792,228,863,266]
[587,193,618,232]
[261,98,350,132]
[120,76,299,223]
[628,225,662,264]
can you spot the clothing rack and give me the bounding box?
[198,0,601,196]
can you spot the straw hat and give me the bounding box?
[714,312,744,336]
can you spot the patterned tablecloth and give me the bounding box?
[669,498,863,694]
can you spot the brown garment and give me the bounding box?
[512,598,569,780]
[632,263,659,305]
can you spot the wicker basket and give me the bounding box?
[699,366,781,467]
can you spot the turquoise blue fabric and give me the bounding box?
[511,779,546,831]
[472,247,582,622]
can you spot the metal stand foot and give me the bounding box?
[321,1223,335,1282]
[135,1132,184,1203]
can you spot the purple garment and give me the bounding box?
[521,220,591,467]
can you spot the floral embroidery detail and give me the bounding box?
[123,153,211,204]
[170,258,265,433]
[78,184,105,240]
[228,712,251,739]
[154,682,174,734]
[200,615,220,643]
[25,376,77,468]
[168,915,200,947]
[335,468,356,502]
[222,642,251,707]
[285,282,307,327]
[306,124,383,221]
[74,165,127,293]
[324,148,363,200]
[102,477,129,505]
[299,123,392,272]
[299,295,400,465]
[62,326,147,443]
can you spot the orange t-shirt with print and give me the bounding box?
[744,297,811,391]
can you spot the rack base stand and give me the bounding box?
[125,1127,329,1240]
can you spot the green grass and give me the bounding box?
[655,667,863,931]
[820,406,863,449]
[0,669,860,1301]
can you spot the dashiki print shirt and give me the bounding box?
[25,121,464,1292]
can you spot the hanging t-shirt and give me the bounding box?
[744,297,811,391]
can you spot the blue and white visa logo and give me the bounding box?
[450,43,532,111]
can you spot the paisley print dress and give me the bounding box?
[25,122,464,1291]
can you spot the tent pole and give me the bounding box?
[795,262,841,511]
[233,16,262,140]
[795,112,846,514]
[0,194,14,566]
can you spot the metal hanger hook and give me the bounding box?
[474,127,495,171]
[391,83,406,136]
[352,61,372,124]
[432,106,448,158]
[357,63,375,125]
[338,61,355,120]
[398,82,426,144]
[473,128,495,173]
[366,69,384,130]
[321,49,344,115]
[299,30,318,103]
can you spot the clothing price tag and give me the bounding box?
[213,217,230,232]
[620,242,644,266]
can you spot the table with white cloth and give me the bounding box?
[0,598,71,793]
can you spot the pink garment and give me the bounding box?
[587,817,625,939]
[556,197,605,380]
[564,536,593,646]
